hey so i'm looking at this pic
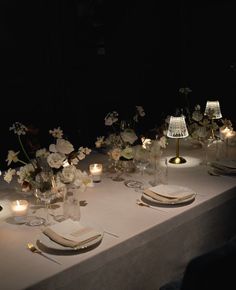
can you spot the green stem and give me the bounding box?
[18,159,28,165]
[18,135,36,169]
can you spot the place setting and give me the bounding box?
[208,159,236,176]
[33,218,104,256]
[141,184,197,207]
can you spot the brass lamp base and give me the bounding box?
[169,156,187,164]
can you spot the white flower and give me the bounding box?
[9,122,27,135]
[84,147,91,155]
[74,170,94,191]
[109,148,121,161]
[16,164,35,184]
[95,136,105,148]
[159,136,167,149]
[79,147,91,155]
[60,165,77,183]
[70,158,79,165]
[105,111,119,126]
[77,152,86,160]
[120,128,138,145]
[47,153,65,169]
[6,150,20,166]
[36,148,49,158]
[121,146,134,160]
[49,127,63,138]
[50,138,74,155]
[3,168,16,183]
[141,137,152,149]
[192,110,203,122]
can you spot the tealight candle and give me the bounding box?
[11,200,29,223]
[220,127,231,140]
[89,163,103,183]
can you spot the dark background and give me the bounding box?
[1,0,236,169]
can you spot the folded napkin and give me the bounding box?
[143,184,196,202]
[210,161,236,174]
[43,219,102,249]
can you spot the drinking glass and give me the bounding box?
[32,171,57,225]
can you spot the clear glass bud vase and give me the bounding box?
[63,184,81,221]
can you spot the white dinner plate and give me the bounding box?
[37,222,104,251]
[142,185,196,205]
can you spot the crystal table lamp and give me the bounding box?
[167,116,189,164]
[204,100,222,119]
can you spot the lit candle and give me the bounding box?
[89,163,103,183]
[11,200,29,223]
[226,130,235,138]
[220,127,231,140]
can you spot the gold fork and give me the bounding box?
[27,243,61,265]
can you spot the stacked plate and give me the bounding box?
[142,184,196,205]
[37,219,104,252]
[209,160,236,176]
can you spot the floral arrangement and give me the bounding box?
[175,87,235,145]
[95,106,146,162]
[187,104,221,144]
[3,122,93,194]
[95,106,168,173]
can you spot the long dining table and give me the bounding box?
[0,140,236,290]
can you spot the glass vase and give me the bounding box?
[63,184,81,221]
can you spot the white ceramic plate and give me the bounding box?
[37,222,104,251]
[142,192,196,205]
[142,185,196,205]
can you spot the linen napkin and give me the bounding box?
[143,184,196,202]
[210,160,236,175]
[43,219,102,249]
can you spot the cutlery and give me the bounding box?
[27,243,61,265]
[104,230,119,238]
[136,199,167,212]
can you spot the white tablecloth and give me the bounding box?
[0,141,236,290]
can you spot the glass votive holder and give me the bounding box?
[89,163,103,183]
[11,200,29,224]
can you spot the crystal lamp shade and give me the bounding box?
[204,100,222,119]
[167,116,189,139]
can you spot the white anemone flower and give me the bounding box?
[73,169,93,191]
[6,150,20,166]
[49,127,63,139]
[120,128,138,145]
[49,139,74,155]
[36,148,49,158]
[16,164,35,184]
[47,153,65,169]
[60,165,77,183]
[3,168,16,183]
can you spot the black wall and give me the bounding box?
[1,0,235,169]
